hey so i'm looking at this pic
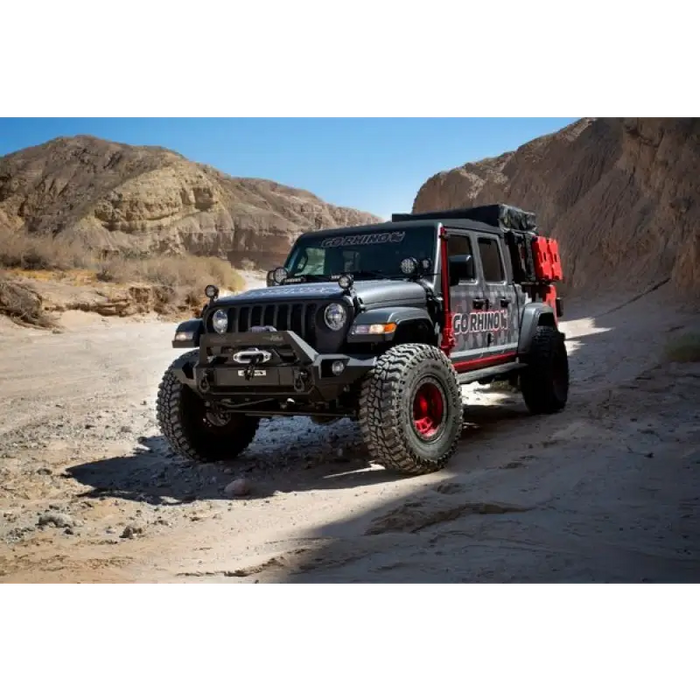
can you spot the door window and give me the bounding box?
[478,237,506,283]
[447,234,476,286]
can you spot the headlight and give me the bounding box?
[211,309,228,334]
[324,303,347,331]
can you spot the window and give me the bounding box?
[295,247,325,275]
[446,234,475,285]
[290,248,367,275]
[447,234,472,258]
[343,250,360,272]
[285,226,437,279]
[478,238,506,283]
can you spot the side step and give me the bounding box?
[456,361,525,385]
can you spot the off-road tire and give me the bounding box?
[358,343,463,476]
[156,351,260,462]
[520,326,569,414]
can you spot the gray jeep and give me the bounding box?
[156,203,569,475]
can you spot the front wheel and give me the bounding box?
[520,326,569,414]
[358,344,463,476]
[156,351,260,462]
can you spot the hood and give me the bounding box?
[352,280,426,307]
[215,280,426,308]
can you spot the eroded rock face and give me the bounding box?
[0,136,382,268]
[413,118,700,297]
[0,277,50,326]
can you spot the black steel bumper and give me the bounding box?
[173,330,376,403]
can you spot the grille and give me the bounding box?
[226,302,319,340]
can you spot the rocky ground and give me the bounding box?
[0,278,699,583]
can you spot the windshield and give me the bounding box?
[284,227,438,280]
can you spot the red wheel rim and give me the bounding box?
[412,381,445,440]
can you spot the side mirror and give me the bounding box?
[448,254,475,286]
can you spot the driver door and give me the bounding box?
[446,230,485,368]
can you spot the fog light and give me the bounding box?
[331,360,345,376]
[174,331,194,342]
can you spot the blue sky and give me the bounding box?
[0,118,577,218]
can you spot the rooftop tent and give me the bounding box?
[392,203,538,233]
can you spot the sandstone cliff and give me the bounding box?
[0,135,381,269]
[413,118,700,297]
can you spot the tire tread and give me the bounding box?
[156,351,259,462]
[520,326,569,414]
[358,343,462,476]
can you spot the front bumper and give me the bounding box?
[173,330,376,403]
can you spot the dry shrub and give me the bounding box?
[239,258,258,271]
[0,273,56,328]
[0,232,94,271]
[1,231,248,319]
[664,333,700,363]
[96,254,246,305]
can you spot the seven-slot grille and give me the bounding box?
[225,302,319,339]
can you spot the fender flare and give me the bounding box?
[172,319,204,348]
[347,307,435,344]
[517,303,557,355]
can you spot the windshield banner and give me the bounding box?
[320,231,407,248]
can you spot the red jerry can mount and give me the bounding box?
[531,235,563,282]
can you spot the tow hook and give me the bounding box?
[199,369,214,393]
[293,368,310,393]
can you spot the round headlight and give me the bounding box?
[324,303,347,331]
[212,308,228,334]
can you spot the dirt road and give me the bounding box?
[1,283,699,583]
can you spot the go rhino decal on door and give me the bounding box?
[453,309,509,335]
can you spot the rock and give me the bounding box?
[0,278,54,328]
[413,118,700,298]
[0,136,381,271]
[120,524,143,539]
[5,526,35,542]
[224,478,251,497]
[38,512,74,529]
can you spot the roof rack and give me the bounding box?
[391,203,538,233]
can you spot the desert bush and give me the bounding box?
[96,254,246,296]
[664,333,700,363]
[0,232,95,271]
[2,231,247,320]
[238,258,257,271]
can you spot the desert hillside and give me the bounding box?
[413,118,700,298]
[0,135,382,269]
